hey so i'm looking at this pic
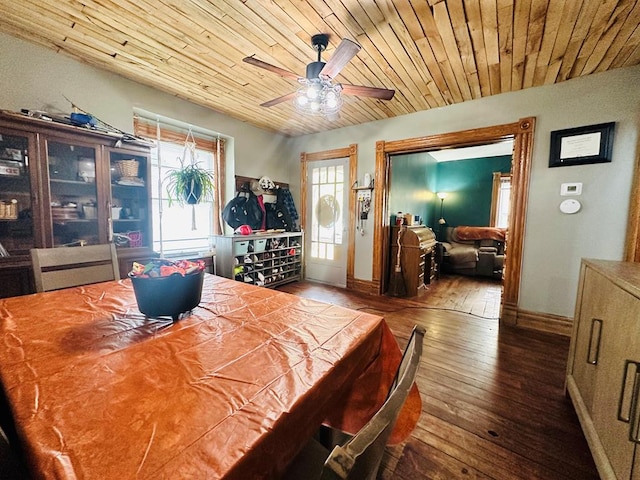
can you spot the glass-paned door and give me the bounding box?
[0,129,35,255]
[305,158,348,287]
[109,150,151,249]
[47,140,99,247]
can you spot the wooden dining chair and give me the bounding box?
[30,243,120,292]
[282,324,425,480]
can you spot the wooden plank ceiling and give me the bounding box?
[0,0,638,137]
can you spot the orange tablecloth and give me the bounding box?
[0,275,419,479]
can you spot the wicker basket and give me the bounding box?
[0,200,18,220]
[117,159,139,178]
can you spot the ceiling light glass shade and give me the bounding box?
[295,78,343,117]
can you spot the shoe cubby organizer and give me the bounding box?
[214,231,303,288]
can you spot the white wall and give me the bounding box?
[0,33,294,206]
[3,31,638,319]
[288,65,640,318]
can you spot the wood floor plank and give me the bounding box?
[278,274,599,479]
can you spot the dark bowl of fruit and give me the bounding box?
[129,259,206,321]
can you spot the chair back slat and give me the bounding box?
[31,244,120,292]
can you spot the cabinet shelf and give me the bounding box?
[50,178,95,186]
[53,219,98,224]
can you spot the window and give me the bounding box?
[310,163,344,260]
[490,172,511,229]
[134,116,225,257]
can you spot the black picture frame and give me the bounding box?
[549,122,615,168]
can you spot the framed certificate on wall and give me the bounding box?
[549,122,615,167]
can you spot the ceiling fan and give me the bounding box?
[242,34,395,119]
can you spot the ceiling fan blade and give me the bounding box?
[342,84,395,100]
[242,56,300,80]
[320,38,361,79]
[260,91,297,108]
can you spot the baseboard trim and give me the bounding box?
[501,306,573,336]
[350,278,378,295]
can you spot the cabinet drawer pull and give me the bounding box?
[617,360,640,443]
[586,318,603,365]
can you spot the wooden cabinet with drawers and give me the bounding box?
[566,259,640,479]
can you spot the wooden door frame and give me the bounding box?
[624,134,640,261]
[373,118,535,325]
[300,144,358,288]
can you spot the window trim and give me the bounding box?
[133,116,226,240]
[490,171,511,228]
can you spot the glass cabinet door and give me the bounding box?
[109,150,150,249]
[0,130,34,255]
[47,140,99,247]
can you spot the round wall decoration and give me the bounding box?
[315,194,340,228]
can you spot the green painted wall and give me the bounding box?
[389,153,512,233]
[388,152,436,225]
[435,156,511,227]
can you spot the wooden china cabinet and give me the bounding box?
[0,110,155,297]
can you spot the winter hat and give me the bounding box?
[235,225,253,235]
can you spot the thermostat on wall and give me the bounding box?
[560,199,581,214]
[561,182,582,196]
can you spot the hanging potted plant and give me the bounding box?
[165,160,216,207]
[164,128,216,229]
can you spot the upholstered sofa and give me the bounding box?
[440,226,506,278]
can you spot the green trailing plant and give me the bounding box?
[165,160,216,207]
[163,127,217,230]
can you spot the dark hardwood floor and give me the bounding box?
[278,274,599,480]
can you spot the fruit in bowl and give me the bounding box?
[129,259,206,320]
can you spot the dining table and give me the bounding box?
[0,274,420,479]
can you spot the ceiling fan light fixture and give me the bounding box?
[295,79,342,118]
[305,82,321,100]
[245,34,394,116]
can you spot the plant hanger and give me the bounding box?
[164,127,216,231]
